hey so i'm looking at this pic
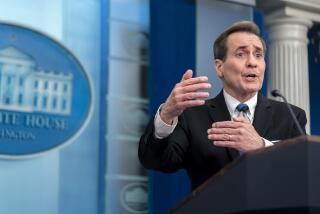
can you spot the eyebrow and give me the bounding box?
[235,45,263,52]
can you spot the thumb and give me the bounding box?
[232,116,246,123]
[181,69,193,81]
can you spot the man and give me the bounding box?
[138,21,307,190]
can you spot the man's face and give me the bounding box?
[215,32,266,101]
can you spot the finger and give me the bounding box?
[176,99,206,109]
[179,82,211,93]
[232,116,249,123]
[212,121,244,129]
[178,92,210,101]
[181,69,193,81]
[207,127,239,135]
[179,76,209,87]
[208,133,230,141]
[213,141,237,149]
[209,132,242,142]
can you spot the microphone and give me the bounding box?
[270,89,305,135]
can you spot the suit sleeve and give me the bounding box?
[138,115,190,173]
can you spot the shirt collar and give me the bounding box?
[223,89,258,119]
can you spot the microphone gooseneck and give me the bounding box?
[270,89,305,136]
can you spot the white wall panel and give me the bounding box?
[106,0,150,213]
[109,20,149,62]
[110,0,149,26]
[109,59,148,98]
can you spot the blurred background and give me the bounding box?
[0,0,319,214]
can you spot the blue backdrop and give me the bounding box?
[149,1,195,213]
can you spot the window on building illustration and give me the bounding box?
[54,82,58,91]
[43,96,47,108]
[52,97,57,109]
[44,81,48,90]
[63,84,68,92]
[62,99,67,110]
[33,96,38,107]
[19,77,24,86]
[34,80,39,88]
[5,97,10,104]
[18,94,23,105]
[7,76,12,85]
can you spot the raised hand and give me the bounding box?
[160,69,211,124]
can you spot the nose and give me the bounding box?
[246,54,257,68]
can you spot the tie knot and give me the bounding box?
[236,103,249,112]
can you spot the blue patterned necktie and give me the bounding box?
[235,103,250,123]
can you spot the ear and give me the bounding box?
[215,59,224,78]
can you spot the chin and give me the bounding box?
[245,84,262,92]
[244,87,260,94]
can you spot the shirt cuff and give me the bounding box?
[263,138,274,147]
[154,104,178,139]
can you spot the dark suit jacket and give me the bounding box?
[138,91,307,190]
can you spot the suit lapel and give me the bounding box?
[207,91,231,122]
[252,94,272,137]
[207,92,272,161]
[207,91,239,161]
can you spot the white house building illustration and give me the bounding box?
[0,46,73,115]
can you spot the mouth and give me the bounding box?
[244,73,258,81]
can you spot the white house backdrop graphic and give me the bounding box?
[0,46,73,115]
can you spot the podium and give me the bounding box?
[169,135,320,214]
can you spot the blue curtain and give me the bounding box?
[149,0,195,213]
